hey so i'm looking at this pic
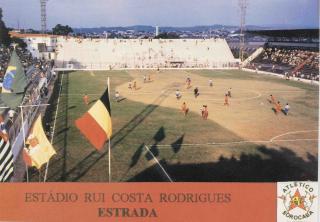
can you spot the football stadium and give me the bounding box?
[0,2,318,183]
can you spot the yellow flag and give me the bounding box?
[23,115,56,169]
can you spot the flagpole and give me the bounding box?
[108,77,111,183]
[108,139,111,182]
[20,106,29,182]
[18,103,53,183]
[107,77,111,183]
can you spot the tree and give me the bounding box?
[155,32,180,39]
[52,24,73,36]
[11,37,27,49]
[0,8,11,46]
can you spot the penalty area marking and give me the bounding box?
[270,130,319,142]
[150,130,318,148]
[151,138,318,149]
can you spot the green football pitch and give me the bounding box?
[29,69,318,182]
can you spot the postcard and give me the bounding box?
[0,1,318,221]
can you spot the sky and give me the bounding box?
[0,0,319,29]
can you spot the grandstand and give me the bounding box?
[0,44,55,181]
[0,45,34,81]
[245,46,319,81]
[55,38,238,69]
[239,29,319,81]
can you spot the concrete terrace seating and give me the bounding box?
[55,38,237,69]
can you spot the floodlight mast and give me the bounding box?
[239,0,248,63]
[40,0,48,34]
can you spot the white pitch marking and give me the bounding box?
[270,130,318,142]
[150,138,318,148]
[44,73,64,182]
[144,145,173,182]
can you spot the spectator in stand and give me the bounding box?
[8,109,16,123]
[0,114,8,141]
[0,44,54,144]
[246,47,319,81]
[52,70,57,79]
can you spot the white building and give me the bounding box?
[9,32,58,60]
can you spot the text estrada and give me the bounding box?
[98,208,157,218]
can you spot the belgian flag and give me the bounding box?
[75,88,112,150]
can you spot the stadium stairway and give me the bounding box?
[242,47,264,67]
